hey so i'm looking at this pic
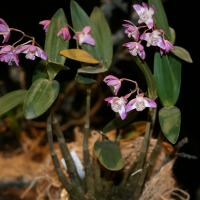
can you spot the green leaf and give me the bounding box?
[47,61,69,80]
[94,140,124,170]
[32,60,49,82]
[45,8,69,64]
[90,7,113,69]
[170,46,193,63]
[0,90,27,116]
[78,66,107,74]
[148,0,170,38]
[168,53,181,106]
[24,78,60,119]
[132,56,156,99]
[60,49,101,64]
[159,106,181,144]
[75,73,96,84]
[169,27,176,45]
[70,1,103,64]
[154,50,173,107]
[102,111,138,134]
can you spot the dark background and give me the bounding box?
[0,0,199,199]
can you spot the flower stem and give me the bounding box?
[46,113,84,200]
[83,87,95,199]
[67,24,79,49]
[52,116,83,192]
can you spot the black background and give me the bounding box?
[0,0,199,199]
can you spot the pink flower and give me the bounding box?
[15,45,47,60]
[140,30,165,49]
[57,27,71,40]
[0,45,19,66]
[0,18,10,43]
[105,96,128,120]
[133,2,155,29]
[160,39,175,56]
[73,26,95,46]
[39,20,50,34]
[126,93,157,112]
[122,42,145,59]
[103,75,121,95]
[122,20,139,41]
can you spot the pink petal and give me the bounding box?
[145,18,154,29]
[0,18,9,28]
[126,99,137,112]
[140,33,149,41]
[157,38,166,49]
[138,19,144,24]
[15,45,29,54]
[107,80,120,86]
[13,54,19,66]
[0,24,8,32]
[143,98,157,108]
[139,50,146,59]
[2,32,10,43]
[160,48,164,56]
[153,30,162,36]
[104,97,116,102]
[83,26,91,34]
[81,34,95,46]
[142,2,148,9]
[103,75,119,82]
[135,30,140,41]
[166,40,175,50]
[29,45,37,52]
[149,5,155,15]
[118,106,127,120]
[138,43,144,51]
[133,4,145,16]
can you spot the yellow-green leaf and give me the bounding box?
[60,49,101,64]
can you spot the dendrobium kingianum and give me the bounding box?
[103,75,121,95]
[105,97,128,120]
[73,26,95,46]
[0,18,10,43]
[160,39,175,56]
[57,25,71,41]
[126,93,157,112]
[122,42,145,59]
[15,45,47,60]
[122,20,139,41]
[0,45,19,66]
[140,30,165,49]
[39,20,50,34]
[133,2,155,29]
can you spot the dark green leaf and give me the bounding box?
[154,50,173,107]
[168,53,181,106]
[75,73,96,84]
[169,27,176,45]
[148,0,170,38]
[24,78,60,119]
[70,1,103,64]
[94,140,124,170]
[102,111,138,134]
[32,60,48,82]
[47,61,69,80]
[45,8,69,64]
[170,46,193,63]
[159,106,181,144]
[0,90,27,116]
[78,66,107,74]
[132,56,156,99]
[90,7,113,69]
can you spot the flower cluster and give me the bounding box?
[39,20,95,46]
[122,2,174,59]
[0,18,47,66]
[104,75,157,120]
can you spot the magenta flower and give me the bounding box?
[126,93,156,112]
[0,18,10,43]
[39,20,50,34]
[140,30,165,49]
[57,27,71,40]
[122,42,145,59]
[103,75,121,95]
[133,2,155,29]
[122,20,139,41]
[15,45,47,60]
[0,45,19,66]
[160,39,175,56]
[73,26,95,46]
[105,96,128,120]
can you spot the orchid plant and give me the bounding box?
[0,0,192,200]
